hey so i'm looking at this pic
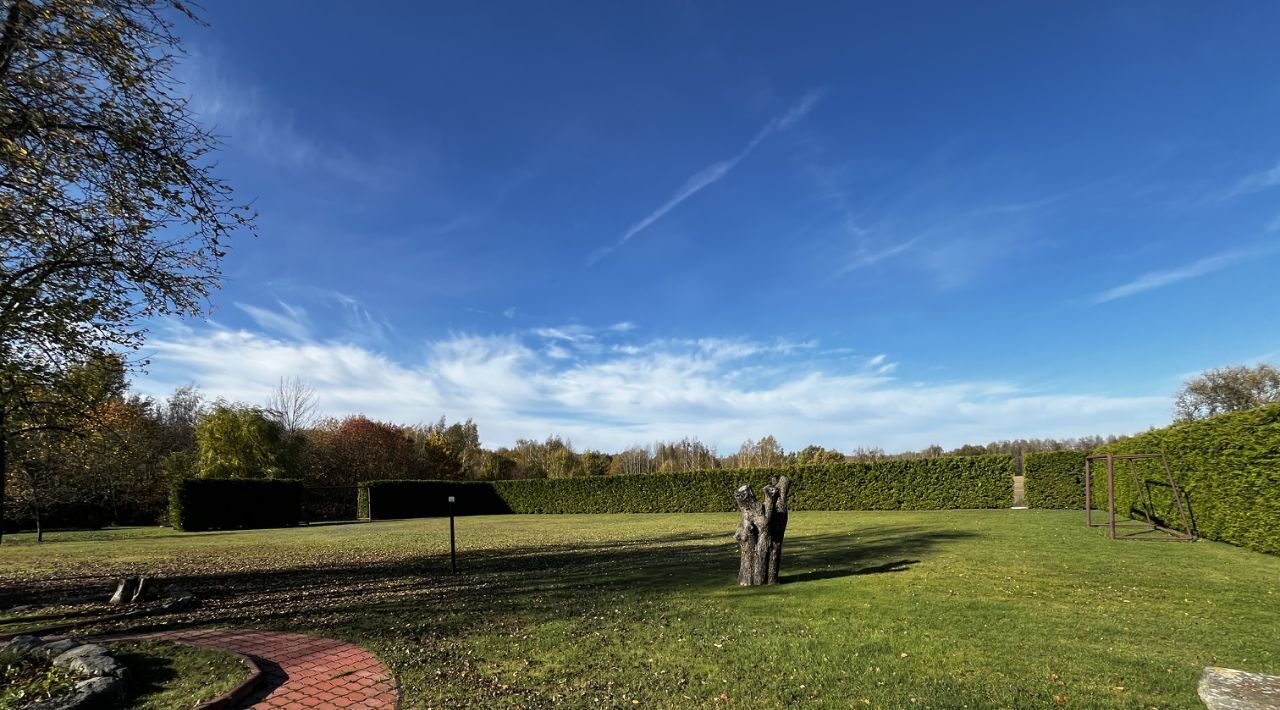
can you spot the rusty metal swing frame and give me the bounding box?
[1084,453,1194,542]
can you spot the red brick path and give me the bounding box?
[123,628,398,708]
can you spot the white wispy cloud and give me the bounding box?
[234,301,310,341]
[327,293,393,345]
[1221,159,1280,200]
[531,322,641,348]
[776,91,825,130]
[811,156,1065,285]
[589,90,824,264]
[137,319,1170,453]
[1092,244,1274,304]
[838,237,920,275]
[533,325,597,343]
[177,52,386,185]
[966,193,1071,218]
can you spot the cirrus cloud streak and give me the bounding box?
[136,322,1170,453]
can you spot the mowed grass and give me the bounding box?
[1,511,1277,708]
[106,639,247,710]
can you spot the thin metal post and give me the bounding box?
[449,496,457,574]
[1084,457,1092,527]
[1160,454,1194,540]
[1106,454,1116,540]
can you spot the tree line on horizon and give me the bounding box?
[2,358,1132,536]
[6,356,1279,538]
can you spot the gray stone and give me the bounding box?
[62,653,127,680]
[51,642,107,666]
[2,634,45,654]
[28,695,82,710]
[35,638,81,659]
[75,674,125,697]
[31,676,128,709]
[1199,667,1280,709]
[6,637,129,710]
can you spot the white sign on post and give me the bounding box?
[448,496,456,503]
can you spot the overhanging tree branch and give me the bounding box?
[1,0,252,543]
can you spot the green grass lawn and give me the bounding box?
[106,639,247,710]
[1,510,1277,708]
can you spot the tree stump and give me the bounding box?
[130,576,152,604]
[108,577,137,605]
[733,476,791,585]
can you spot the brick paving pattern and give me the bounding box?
[123,628,397,708]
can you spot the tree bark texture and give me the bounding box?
[109,577,137,605]
[733,475,791,585]
[0,395,7,545]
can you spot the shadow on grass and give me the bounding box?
[109,645,178,703]
[784,558,920,583]
[1,522,979,640]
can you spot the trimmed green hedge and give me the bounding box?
[1024,451,1087,509]
[170,478,303,532]
[2,501,111,533]
[360,481,511,519]
[360,455,1014,519]
[493,471,775,514]
[1091,404,1280,555]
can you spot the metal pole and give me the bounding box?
[449,495,457,574]
[1084,457,1092,527]
[1106,454,1116,540]
[1160,454,1194,541]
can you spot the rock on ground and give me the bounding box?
[1199,667,1280,709]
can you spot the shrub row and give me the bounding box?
[359,481,511,519]
[2,502,111,534]
[1091,403,1280,555]
[170,478,303,532]
[303,486,363,522]
[360,455,1015,518]
[1023,451,1088,509]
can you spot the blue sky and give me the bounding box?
[138,1,1280,452]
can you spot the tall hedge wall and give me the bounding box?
[360,481,511,519]
[1024,451,1087,509]
[170,478,303,532]
[1091,403,1280,555]
[360,455,1014,519]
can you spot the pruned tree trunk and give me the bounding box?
[31,488,42,543]
[733,475,791,585]
[130,576,152,603]
[109,577,138,605]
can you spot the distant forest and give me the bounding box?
[3,359,1124,532]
